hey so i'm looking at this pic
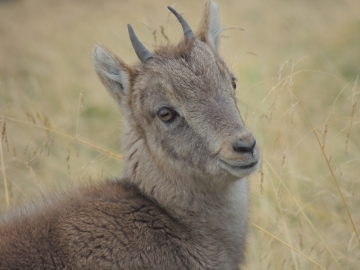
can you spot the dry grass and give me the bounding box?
[1,0,359,269]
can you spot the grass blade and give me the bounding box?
[264,158,343,269]
[292,92,360,246]
[251,222,326,270]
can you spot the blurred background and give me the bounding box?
[0,0,359,269]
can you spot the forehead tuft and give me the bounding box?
[134,39,230,103]
[148,40,227,79]
[154,38,195,59]
[155,39,218,62]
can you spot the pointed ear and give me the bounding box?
[196,0,222,51]
[92,43,131,104]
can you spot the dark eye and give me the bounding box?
[157,107,178,123]
[231,77,237,90]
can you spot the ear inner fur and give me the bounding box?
[196,0,223,51]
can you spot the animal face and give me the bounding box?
[92,1,260,183]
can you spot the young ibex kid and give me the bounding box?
[0,1,260,269]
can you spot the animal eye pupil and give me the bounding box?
[157,107,177,123]
[231,78,237,89]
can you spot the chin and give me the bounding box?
[218,158,260,179]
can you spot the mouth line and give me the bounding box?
[220,160,258,170]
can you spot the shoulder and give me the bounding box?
[63,178,186,237]
[56,179,200,269]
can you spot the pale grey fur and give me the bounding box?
[93,42,130,97]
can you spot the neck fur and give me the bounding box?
[120,121,249,264]
[120,121,249,223]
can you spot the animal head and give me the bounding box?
[92,0,260,183]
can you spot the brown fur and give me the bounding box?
[0,1,261,269]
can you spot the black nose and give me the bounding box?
[233,140,256,154]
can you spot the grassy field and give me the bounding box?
[1,0,359,269]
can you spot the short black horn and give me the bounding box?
[128,24,153,63]
[167,6,195,40]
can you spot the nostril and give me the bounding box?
[233,140,256,154]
